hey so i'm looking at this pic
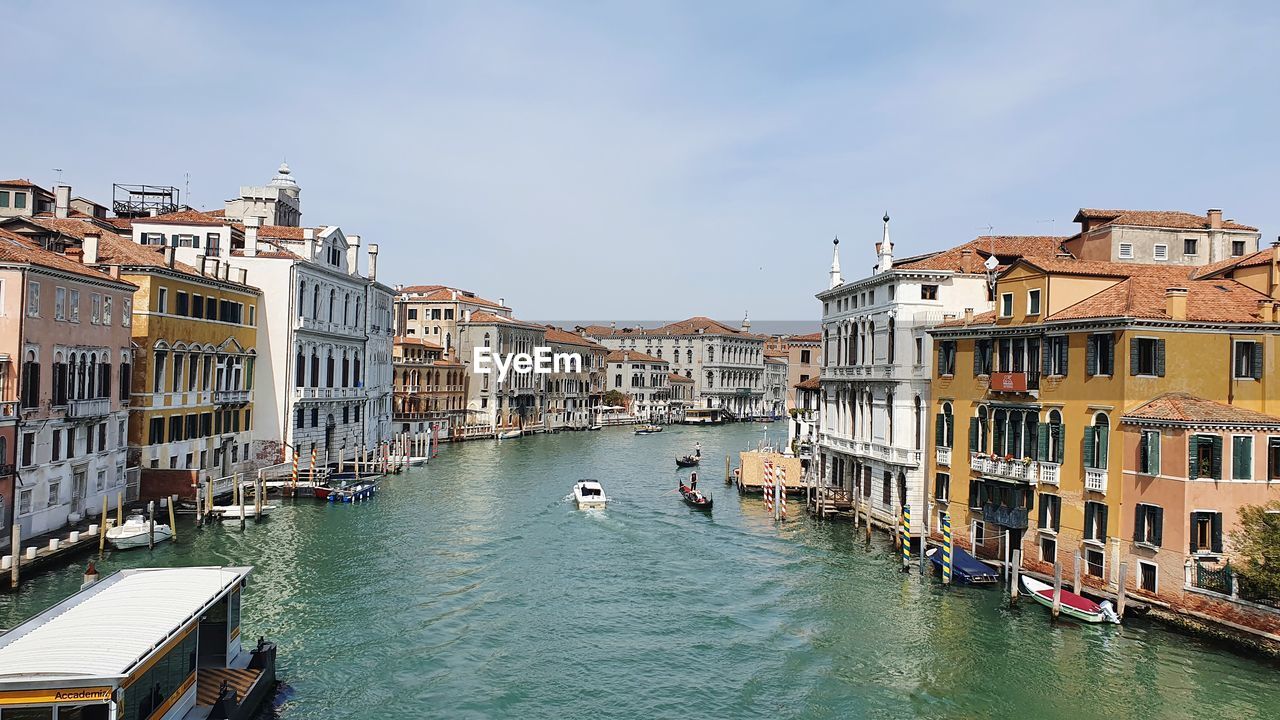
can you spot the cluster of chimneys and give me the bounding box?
[240,216,380,280]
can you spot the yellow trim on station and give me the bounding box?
[122,625,195,690]
[0,686,113,705]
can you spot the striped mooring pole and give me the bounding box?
[901,504,911,571]
[291,448,299,489]
[777,465,786,521]
[763,460,774,515]
[942,512,953,586]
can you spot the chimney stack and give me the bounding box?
[83,232,100,264]
[346,234,361,274]
[963,307,974,325]
[1165,287,1188,321]
[1256,299,1275,323]
[1271,237,1280,300]
[65,247,84,264]
[1208,208,1223,230]
[244,216,259,258]
[54,186,71,219]
[368,243,380,282]
[499,297,505,307]
[163,246,176,268]
[960,248,977,274]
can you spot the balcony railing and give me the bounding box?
[1038,462,1060,486]
[982,502,1029,529]
[67,397,110,419]
[970,452,1040,484]
[1085,467,1107,493]
[0,402,16,421]
[294,386,366,400]
[214,389,250,405]
[936,446,952,467]
[989,370,1040,393]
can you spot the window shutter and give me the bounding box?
[1054,424,1065,463]
[1139,434,1150,474]
[1099,504,1109,542]
[969,479,979,508]
[1152,506,1163,547]
[1085,336,1097,376]
[1053,496,1061,532]
[1150,431,1160,475]
[993,417,1005,456]
[1098,424,1110,469]
[1156,339,1166,377]
[1106,334,1115,374]
[1233,438,1246,480]
[1211,512,1223,553]
[1129,337,1140,376]
[938,344,945,376]
[1041,341,1052,375]
[1083,426,1096,469]
[1037,423,1049,461]
[1084,502,1096,540]
[1134,505,1145,543]
[974,342,984,376]
[1210,435,1223,479]
[1188,436,1200,478]
[935,414,944,447]
[969,417,979,453]
[1189,512,1200,553]
[1038,496,1048,528]
[1252,342,1264,380]
[1058,339,1069,377]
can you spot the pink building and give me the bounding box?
[0,228,136,540]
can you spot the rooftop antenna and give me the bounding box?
[52,168,64,185]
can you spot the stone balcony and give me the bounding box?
[969,452,1037,483]
[66,397,110,419]
[293,386,366,401]
[214,389,250,405]
[822,433,921,467]
[1085,467,1108,494]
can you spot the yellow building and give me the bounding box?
[96,236,263,497]
[927,250,1280,602]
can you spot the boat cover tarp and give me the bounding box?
[929,546,999,583]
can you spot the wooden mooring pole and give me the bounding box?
[10,525,20,588]
[1073,551,1082,594]
[1051,561,1063,620]
[1117,562,1129,619]
[168,496,178,541]
[147,501,155,550]
[1010,549,1021,605]
[99,495,108,554]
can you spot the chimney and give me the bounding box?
[65,247,84,264]
[960,248,977,274]
[221,262,230,281]
[1165,287,1188,321]
[346,234,361,274]
[1271,238,1280,300]
[499,297,505,307]
[464,309,472,323]
[83,232,100,264]
[244,216,259,258]
[963,307,974,325]
[368,243,379,282]
[1208,208,1223,230]
[236,267,248,284]
[1256,300,1274,323]
[304,228,317,260]
[55,185,71,219]
[163,246,176,268]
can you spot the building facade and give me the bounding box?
[394,285,512,357]
[605,351,670,421]
[457,311,547,430]
[543,327,606,430]
[766,331,822,410]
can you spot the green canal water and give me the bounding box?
[3,424,1278,719]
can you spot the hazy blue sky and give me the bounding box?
[6,2,1279,319]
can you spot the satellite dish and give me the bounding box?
[983,255,1000,271]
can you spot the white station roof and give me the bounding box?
[0,566,251,685]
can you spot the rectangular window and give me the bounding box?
[149,417,164,444]
[14,192,26,209]
[937,341,956,376]
[1138,560,1158,593]
[176,291,189,317]
[408,309,418,319]
[19,489,31,515]
[21,432,35,466]
[1134,503,1163,546]
[48,481,60,507]
[26,281,40,316]
[192,295,204,319]
[1190,511,1224,554]
[1131,337,1163,376]
[157,287,168,313]
[1183,238,1198,256]
[1085,547,1105,578]
[52,430,62,462]
[1233,435,1253,480]
[1037,493,1061,532]
[1118,243,1134,259]
[1044,335,1068,376]
[934,473,950,502]
[1233,341,1262,380]
[1040,536,1056,564]
[91,293,101,324]
[1087,333,1114,376]
[0,190,7,207]
[123,298,132,326]
[1139,429,1161,475]
[68,289,79,322]
[1083,500,1108,542]
[1232,240,1246,257]
[1000,293,1013,317]
[103,296,112,324]
[55,287,66,320]
[1188,434,1223,480]
[921,284,939,301]
[1153,243,1168,261]
[1026,289,1041,316]
[1269,438,1280,481]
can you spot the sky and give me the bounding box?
[5,1,1280,320]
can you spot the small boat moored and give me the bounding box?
[572,480,609,509]
[105,513,174,550]
[1021,575,1121,624]
[635,424,663,435]
[497,429,523,440]
[215,504,279,521]
[925,546,999,584]
[587,424,603,431]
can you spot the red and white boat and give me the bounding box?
[1021,575,1120,624]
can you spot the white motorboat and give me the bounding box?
[214,504,278,520]
[497,430,523,440]
[1021,575,1121,624]
[572,480,608,509]
[105,514,174,550]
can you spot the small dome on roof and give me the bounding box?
[269,162,298,190]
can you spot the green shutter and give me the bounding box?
[1083,426,1096,469]
[1041,341,1052,376]
[935,413,945,448]
[1189,512,1200,552]
[1150,431,1160,475]
[1106,334,1115,374]
[1098,424,1109,469]
[1053,496,1062,532]
[1156,339,1166,377]
[969,417,979,452]
[1139,434,1150,474]
[1188,435,1200,478]
[1058,338,1069,377]
[1099,504,1109,542]
[1252,342,1264,380]
[1084,502,1096,539]
[993,416,1005,456]
[1129,336,1140,376]
[1038,495,1049,528]
[1134,504,1145,543]
[1085,336,1097,376]
[1054,424,1064,463]
[938,344,945,376]
[947,414,954,447]
[1210,435,1223,479]
[1037,423,1049,461]
[1211,512,1223,553]
[1152,506,1163,547]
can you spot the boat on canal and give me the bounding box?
[1021,575,1121,624]
[572,480,609,509]
[497,429,523,440]
[676,454,700,468]
[0,566,277,720]
[587,424,603,431]
[328,479,378,502]
[635,424,663,435]
[925,546,999,584]
[215,504,279,521]
[678,483,713,511]
[105,513,175,550]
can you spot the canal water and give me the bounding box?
[3,424,1278,719]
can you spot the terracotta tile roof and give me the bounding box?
[935,309,998,328]
[1046,276,1270,323]
[1123,393,1280,426]
[230,247,302,260]
[1016,256,1194,280]
[0,179,47,190]
[104,218,134,231]
[1192,248,1277,279]
[543,326,605,349]
[790,332,822,342]
[207,209,226,217]
[0,228,133,285]
[462,310,543,330]
[95,235,202,275]
[1075,208,1256,232]
[399,285,506,309]
[15,215,126,240]
[605,350,667,364]
[257,225,330,240]
[131,210,231,227]
[394,337,443,350]
[763,349,788,358]
[578,324,622,337]
[399,284,447,293]
[895,236,1068,272]
[795,376,821,390]
[668,373,694,383]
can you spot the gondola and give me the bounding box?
[679,483,713,511]
[675,455,700,468]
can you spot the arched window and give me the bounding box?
[342,351,350,387]
[1046,409,1064,464]
[887,318,896,364]
[1085,412,1109,469]
[936,402,954,449]
[312,285,321,320]
[298,281,306,314]
[344,293,351,325]
[992,408,1007,455]
[22,349,40,409]
[295,350,306,387]
[310,350,320,387]
[974,406,989,453]
[913,396,922,450]
[329,289,336,322]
